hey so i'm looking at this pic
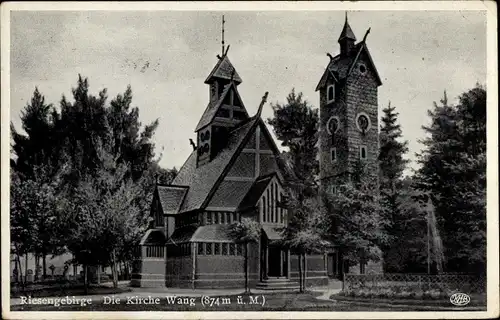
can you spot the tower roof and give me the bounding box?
[338,14,357,42]
[204,54,242,84]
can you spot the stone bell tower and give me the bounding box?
[316,14,382,194]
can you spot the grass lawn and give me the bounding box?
[10,292,475,312]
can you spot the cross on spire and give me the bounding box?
[221,15,225,56]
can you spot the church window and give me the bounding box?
[267,190,271,222]
[220,212,225,224]
[327,84,335,103]
[233,212,238,222]
[206,212,212,225]
[355,112,371,133]
[330,148,337,163]
[198,243,204,255]
[360,146,368,160]
[222,243,228,255]
[214,212,219,224]
[230,243,236,255]
[206,243,213,255]
[155,209,163,227]
[273,183,279,222]
[214,243,220,255]
[262,196,267,222]
[237,244,243,256]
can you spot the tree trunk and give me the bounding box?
[125,262,130,280]
[24,251,29,284]
[34,254,40,281]
[84,264,88,295]
[112,249,118,288]
[244,242,249,293]
[97,265,101,285]
[303,253,307,291]
[15,252,24,286]
[42,253,47,280]
[298,252,303,293]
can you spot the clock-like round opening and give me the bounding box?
[359,64,367,74]
[355,112,371,133]
[327,116,340,135]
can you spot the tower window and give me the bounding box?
[360,146,368,160]
[355,112,371,133]
[330,148,337,163]
[327,116,340,135]
[327,84,335,103]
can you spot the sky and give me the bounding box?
[10,10,487,173]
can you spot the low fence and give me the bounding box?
[344,273,486,294]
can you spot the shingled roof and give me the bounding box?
[338,15,357,42]
[194,81,248,132]
[156,185,188,214]
[171,117,258,213]
[204,55,242,84]
[237,173,276,211]
[315,42,382,91]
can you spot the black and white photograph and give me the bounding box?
[1,2,498,319]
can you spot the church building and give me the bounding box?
[131,14,381,288]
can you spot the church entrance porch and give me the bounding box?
[261,243,288,280]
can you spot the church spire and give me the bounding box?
[338,12,356,56]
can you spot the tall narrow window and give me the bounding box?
[271,184,275,222]
[327,84,335,103]
[360,146,367,160]
[262,196,266,222]
[273,183,279,222]
[267,189,271,222]
[331,148,337,163]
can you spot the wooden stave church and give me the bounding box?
[131,15,382,289]
[130,46,329,289]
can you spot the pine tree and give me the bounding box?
[322,163,387,272]
[415,85,486,275]
[268,88,319,195]
[10,88,67,279]
[378,102,409,272]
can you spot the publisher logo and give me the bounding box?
[449,293,471,306]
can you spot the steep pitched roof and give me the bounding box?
[315,41,382,91]
[315,66,340,92]
[347,43,382,86]
[208,179,254,208]
[156,185,188,214]
[195,81,248,132]
[237,173,277,211]
[172,118,257,213]
[204,55,242,84]
[338,15,357,42]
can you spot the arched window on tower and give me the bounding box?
[327,84,335,103]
